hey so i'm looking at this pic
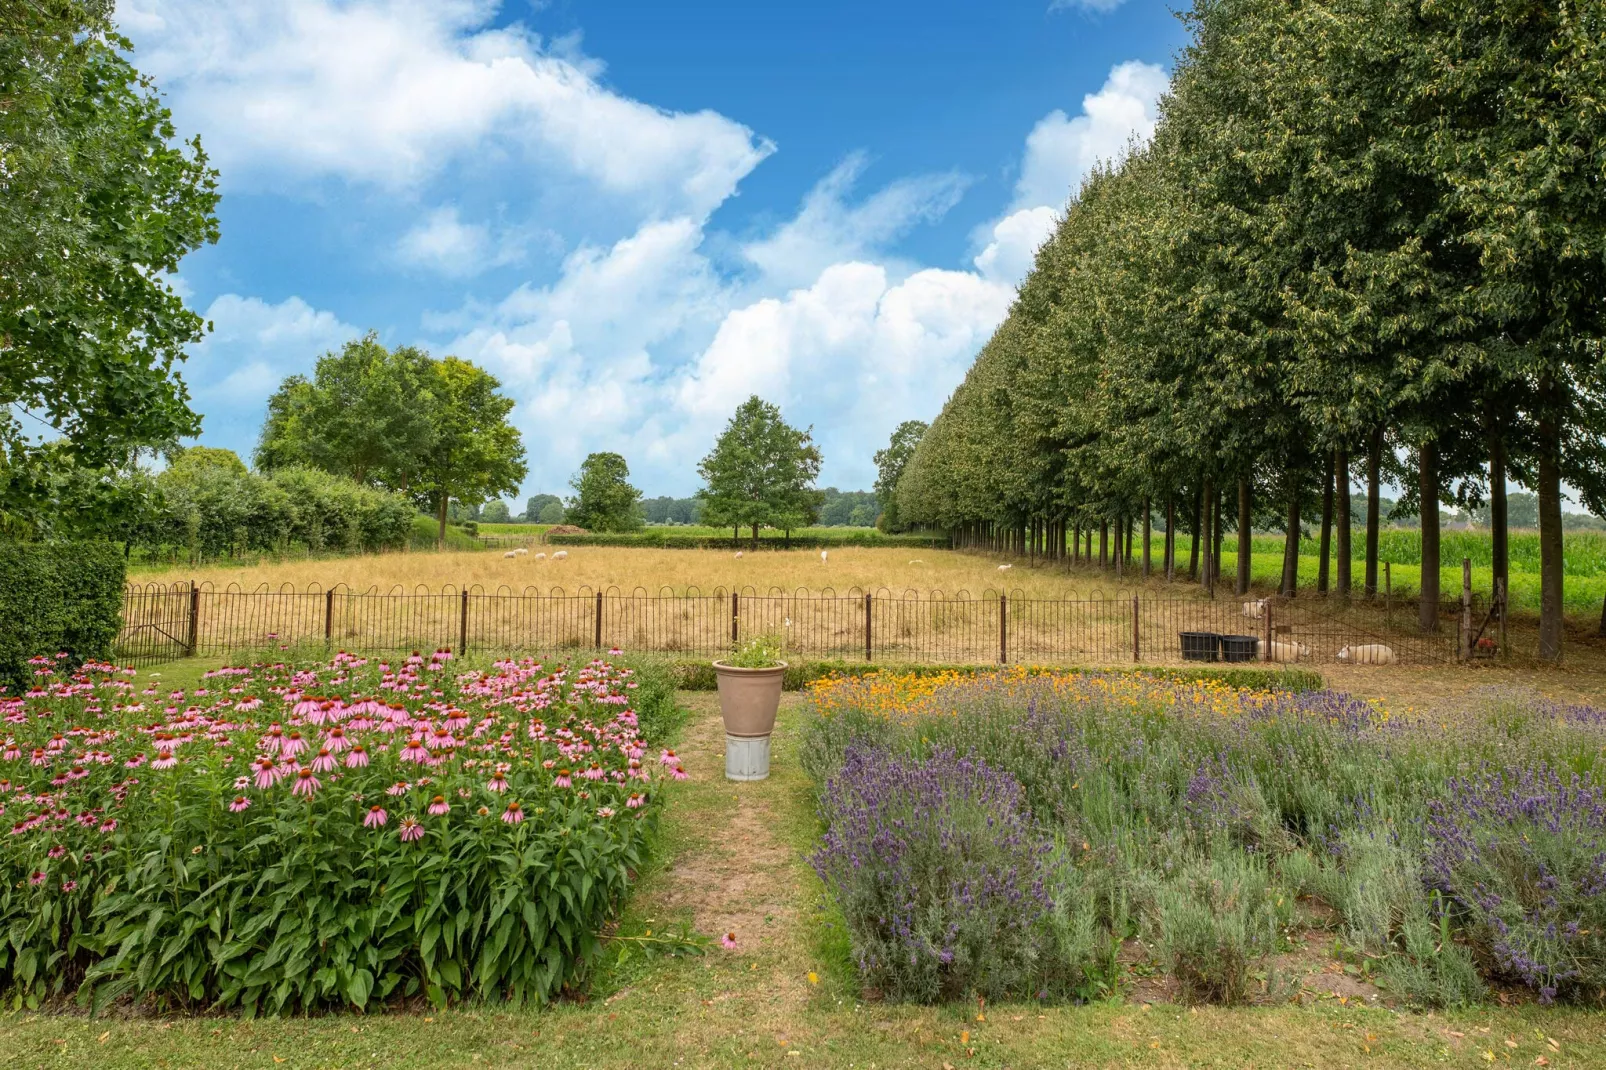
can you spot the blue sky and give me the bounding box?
[117,0,1183,501]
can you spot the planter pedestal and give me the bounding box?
[725,735,772,781]
[712,660,786,782]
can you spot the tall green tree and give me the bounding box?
[523,493,562,522]
[1,0,220,522]
[873,420,927,531]
[413,358,527,547]
[565,453,643,532]
[255,334,439,489]
[696,396,823,545]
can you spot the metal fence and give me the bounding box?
[115,582,1466,668]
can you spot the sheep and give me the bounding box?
[533,552,547,561]
[908,559,924,565]
[820,550,828,565]
[1242,598,1270,620]
[1336,643,1397,665]
[734,551,743,559]
[998,564,1013,572]
[513,547,528,556]
[1254,638,1310,662]
[502,550,517,559]
[552,550,569,561]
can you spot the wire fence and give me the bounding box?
[116,582,1469,668]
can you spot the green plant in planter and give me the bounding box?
[725,633,784,668]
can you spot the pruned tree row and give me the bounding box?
[896,0,1606,660]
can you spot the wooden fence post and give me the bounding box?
[594,590,604,649]
[1132,595,1140,662]
[324,588,335,644]
[458,589,469,654]
[998,593,1008,664]
[186,581,200,658]
[731,591,739,646]
[864,591,872,662]
[1460,557,1472,660]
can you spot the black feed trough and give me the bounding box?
[1219,634,1259,663]
[1179,631,1221,662]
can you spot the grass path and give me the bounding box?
[8,692,1606,1068]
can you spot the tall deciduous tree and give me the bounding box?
[697,396,823,545]
[565,453,643,532]
[414,358,527,547]
[873,420,926,531]
[0,0,219,522]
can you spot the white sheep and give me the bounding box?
[1242,598,1270,620]
[533,552,547,561]
[552,550,569,561]
[734,551,743,559]
[998,563,1013,572]
[908,559,924,565]
[1254,638,1310,662]
[1336,643,1396,665]
[820,550,828,565]
[503,550,517,559]
[513,547,528,556]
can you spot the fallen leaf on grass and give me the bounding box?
[1535,1058,1550,1066]
[98,1032,109,1044]
[960,1030,969,1045]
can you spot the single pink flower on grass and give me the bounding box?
[596,806,615,818]
[387,781,409,796]
[310,747,337,773]
[501,801,524,824]
[345,745,369,768]
[61,880,78,893]
[720,932,737,950]
[291,768,321,797]
[324,726,350,753]
[428,795,450,816]
[397,816,424,842]
[553,769,572,789]
[486,775,508,793]
[229,796,251,813]
[253,757,279,789]
[626,793,645,809]
[658,749,678,768]
[29,870,45,886]
[671,765,689,781]
[151,748,177,770]
[281,731,306,758]
[400,737,430,763]
[363,805,388,828]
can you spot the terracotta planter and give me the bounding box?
[712,661,786,781]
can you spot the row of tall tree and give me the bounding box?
[896,0,1605,659]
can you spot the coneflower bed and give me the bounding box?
[0,651,686,1013]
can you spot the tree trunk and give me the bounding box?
[1142,496,1152,578]
[1537,381,1564,660]
[1235,479,1252,596]
[1099,520,1109,569]
[1072,524,1080,565]
[1114,515,1124,577]
[1165,495,1176,581]
[1125,511,1134,567]
[1317,451,1334,594]
[1193,481,1207,585]
[1212,487,1225,589]
[436,491,449,549]
[1364,426,1383,598]
[1335,447,1352,599]
[751,523,759,548]
[1281,474,1301,597]
[1418,440,1440,634]
[1489,425,1509,601]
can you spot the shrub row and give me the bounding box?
[0,653,682,1012]
[663,658,1322,693]
[0,542,124,694]
[544,531,950,550]
[802,672,1606,1007]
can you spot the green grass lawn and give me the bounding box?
[8,688,1606,1069]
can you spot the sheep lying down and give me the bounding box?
[1336,643,1397,665]
[1254,638,1310,662]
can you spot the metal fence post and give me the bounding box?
[864,591,873,662]
[1132,595,1140,662]
[594,590,604,649]
[998,593,1008,664]
[1460,557,1472,660]
[324,588,335,644]
[731,591,739,646]
[459,589,469,654]
[1263,600,1273,662]
[185,581,200,658]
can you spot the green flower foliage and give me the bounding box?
[0,541,124,693]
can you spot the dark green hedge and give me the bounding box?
[662,659,1324,693]
[545,531,950,550]
[0,541,126,694]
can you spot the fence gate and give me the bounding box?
[115,582,196,667]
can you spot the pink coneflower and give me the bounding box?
[253,757,279,789]
[720,932,737,950]
[99,818,117,833]
[61,880,78,893]
[427,795,450,816]
[310,747,337,773]
[281,731,306,758]
[626,793,645,809]
[596,806,615,818]
[234,775,251,790]
[150,748,177,770]
[236,697,262,712]
[363,805,388,828]
[345,745,370,768]
[31,749,49,767]
[486,774,508,793]
[262,725,285,752]
[400,737,430,763]
[291,768,321,796]
[229,796,251,813]
[501,802,524,824]
[29,870,45,886]
[582,763,605,781]
[323,726,350,753]
[398,816,424,842]
[47,844,65,859]
[671,765,688,781]
[659,749,678,767]
[553,769,572,789]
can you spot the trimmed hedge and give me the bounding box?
[546,531,950,550]
[0,541,125,693]
[661,658,1324,693]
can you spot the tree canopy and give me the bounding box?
[873,420,927,531]
[696,396,823,544]
[566,453,644,532]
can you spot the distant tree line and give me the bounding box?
[895,0,1605,660]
